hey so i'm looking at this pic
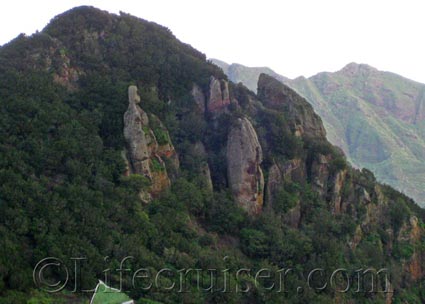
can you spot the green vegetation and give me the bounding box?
[256,108,303,162]
[393,242,415,260]
[302,70,425,206]
[272,182,299,213]
[0,6,424,304]
[151,158,165,172]
[214,60,425,206]
[149,116,169,146]
[152,128,169,145]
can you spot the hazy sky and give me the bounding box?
[1,0,424,83]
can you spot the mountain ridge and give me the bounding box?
[1,6,425,303]
[212,59,425,206]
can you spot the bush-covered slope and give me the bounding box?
[1,6,425,304]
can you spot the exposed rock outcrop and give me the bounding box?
[16,34,82,91]
[227,117,264,214]
[310,154,332,197]
[265,163,284,210]
[123,85,178,200]
[266,159,303,207]
[257,73,326,139]
[52,50,80,91]
[207,76,231,113]
[330,169,347,214]
[190,142,213,191]
[191,83,206,114]
[124,86,151,176]
[398,216,425,283]
[265,160,303,227]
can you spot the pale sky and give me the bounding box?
[1,0,425,83]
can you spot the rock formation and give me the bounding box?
[330,169,347,214]
[310,154,332,197]
[265,160,304,227]
[190,142,213,191]
[123,85,178,200]
[227,117,264,214]
[398,215,425,283]
[124,85,151,176]
[265,163,284,210]
[191,83,206,114]
[207,76,231,113]
[265,160,302,206]
[257,73,326,139]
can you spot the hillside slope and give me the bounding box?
[213,60,425,206]
[1,6,425,304]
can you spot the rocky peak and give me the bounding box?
[339,62,378,77]
[226,117,264,215]
[257,73,326,138]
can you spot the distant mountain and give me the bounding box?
[213,60,425,206]
[2,6,425,303]
[211,59,289,92]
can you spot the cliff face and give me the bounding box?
[215,59,425,206]
[290,64,425,207]
[191,84,206,114]
[256,74,425,288]
[207,76,231,113]
[123,85,178,200]
[226,117,264,215]
[2,6,425,304]
[257,73,327,139]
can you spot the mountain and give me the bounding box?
[1,6,425,303]
[212,60,425,206]
[211,59,289,92]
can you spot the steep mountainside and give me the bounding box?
[291,64,425,206]
[1,6,425,304]
[213,60,425,206]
